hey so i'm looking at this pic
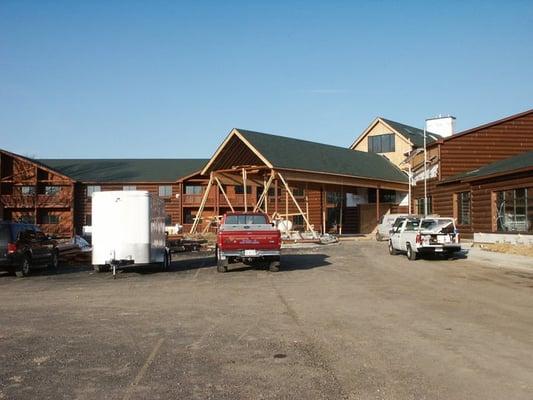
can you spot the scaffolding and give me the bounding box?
[190,165,318,239]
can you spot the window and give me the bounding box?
[20,186,35,196]
[159,185,172,197]
[184,209,196,224]
[234,185,251,195]
[41,212,59,224]
[44,186,60,196]
[457,192,471,225]
[185,185,204,195]
[404,219,420,231]
[87,185,101,198]
[123,185,136,191]
[292,215,304,226]
[165,215,172,226]
[381,189,396,203]
[291,187,305,197]
[85,214,92,226]
[17,213,35,224]
[368,134,395,153]
[368,189,396,203]
[268,187,281,196]
[417,197,432,215]
[225,214,268,225]
[326,192,342,205]
[496,188,532,233]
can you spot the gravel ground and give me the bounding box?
[1,241,532,399]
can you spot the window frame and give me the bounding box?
[41,212,60,225]
[368,134,395,153]
[86,185,101,198]
[44,186,61,196]
[184,185,204,195]
[495,187,531,233]
[158,185,173,197]
[457,191,471,226]
[20,186,36,196]
[234,185,252,195]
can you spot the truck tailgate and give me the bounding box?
[219,230,280,251]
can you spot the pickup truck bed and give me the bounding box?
[389,217,461,261]
[216,212,281,272]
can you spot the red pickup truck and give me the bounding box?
[216,212,282,273]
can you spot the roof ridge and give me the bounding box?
[380,117,441,137]
[236,128,376,156]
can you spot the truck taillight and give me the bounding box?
[415,234,421,244]
[7,242,17,254]
[456,233,460,243]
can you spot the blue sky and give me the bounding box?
[1,1,532,159]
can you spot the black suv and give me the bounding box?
[0,222,59,277]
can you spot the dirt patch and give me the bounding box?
[478,243,533,257]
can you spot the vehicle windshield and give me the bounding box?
[421,219,454,232]
[225,214,268,225]
[404,219,420,231]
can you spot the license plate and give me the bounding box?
[244,250,257,256]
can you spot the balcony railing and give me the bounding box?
[0,191,72,209]
[0,195,35,208]
[181,193,216,206]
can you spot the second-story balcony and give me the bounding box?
[0,189,72,209]
[181,193,216,206]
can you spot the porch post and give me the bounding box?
[274,179,279,214]
[376,187,380,224]
[242,168,248,212]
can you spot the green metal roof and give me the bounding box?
[381,118,441,148]
[441,151,533,184]
[38,158,208,183]
[237,129,408,183]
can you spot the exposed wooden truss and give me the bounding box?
[190,166,318,238]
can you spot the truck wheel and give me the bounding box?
[216,247,228,272]
[49,250,59,269]
[268,258,280,272]
[406,244,417,261]
[217,259,228,273]
[15,256,31,277]
[388,241,397,255]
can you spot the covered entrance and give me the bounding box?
[189,128,409,236]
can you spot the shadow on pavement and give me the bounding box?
[0,251,333,278]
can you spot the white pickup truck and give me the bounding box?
[388,217,461,260]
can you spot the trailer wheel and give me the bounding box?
[406,244,417,261]
[94,264,110,273]
[161,251,170,271]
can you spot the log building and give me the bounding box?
[410,109,533,239]
[1,128,410,237]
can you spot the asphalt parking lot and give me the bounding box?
[1,241,533,400]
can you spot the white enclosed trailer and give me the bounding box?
[92,191,170,276]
